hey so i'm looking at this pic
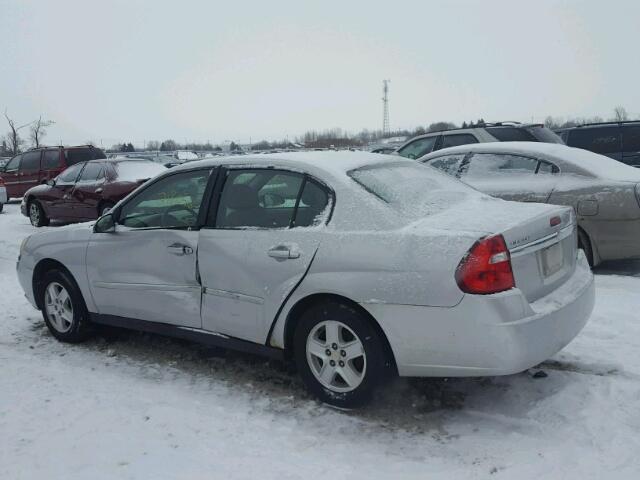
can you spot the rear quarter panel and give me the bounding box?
[268,228,477,348]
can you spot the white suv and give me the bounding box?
[395,122,564,159]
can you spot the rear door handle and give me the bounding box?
[167,243,194,256]
[268,245,300,259]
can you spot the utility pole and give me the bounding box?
[382,79,390,137]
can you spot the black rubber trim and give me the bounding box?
[90,313,284,360]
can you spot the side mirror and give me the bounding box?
[94,213,116,233]
[47,179,56,187]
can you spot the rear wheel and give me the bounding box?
[39,270,93,343]
[293,301,388,408]
[29,200,49,227]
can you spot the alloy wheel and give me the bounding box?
[306,320,367,393]
[44,282,74,333]
[29,203,40,225]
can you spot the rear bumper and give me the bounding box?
[361,252,594,377]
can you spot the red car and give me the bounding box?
[21,158,167,226]
[0,145,107,199]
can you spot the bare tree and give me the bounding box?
[613,106,629,122]
[30,116,55,148]
[4,110,32,155]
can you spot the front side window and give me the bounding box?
[42,150,63,169]
[215,169,304,228]
[568,127,621,154]
[119,170,211,229]
[4,155,21,172]
[20,151,41,171]
[461,153,539,178]
[425,153,466,176]
[440,134,479,149]
[56,163,85,184]
[77,163,103,183]
[397,136,438,159]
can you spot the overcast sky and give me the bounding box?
[1,0,638,147]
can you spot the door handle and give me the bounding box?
[167,243,194,256]
[268,245,300,259]
[95,187,103,193]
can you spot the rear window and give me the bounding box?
[65,147,107,165]
[115,161,167,182]
[485,127,537,142]
[525,125,564,144]
[567,126,621,155]
[348,162,478,220]
[622,125,640,152]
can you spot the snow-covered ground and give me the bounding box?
[1,201,639,480]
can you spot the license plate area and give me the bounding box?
[541,242,564,277]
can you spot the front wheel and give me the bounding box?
[293,301,389,408]
[39,270,93,343]
[29,200,49,227]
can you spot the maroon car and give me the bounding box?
[21,158,167,227]
[0,145,107,200]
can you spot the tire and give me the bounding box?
[578,228,594,267]
[28,200,49,227]
[293,301,389,408]
[99,202,115,217]
[39,269,93,343]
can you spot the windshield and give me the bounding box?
[115,161,167,182]
[348,162,481,220]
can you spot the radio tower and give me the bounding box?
[382,79,390,136]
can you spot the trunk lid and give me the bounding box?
[408,196,577,302]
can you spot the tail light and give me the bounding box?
[455,235,515,294]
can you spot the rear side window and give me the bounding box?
[42,150,63,169]
[567,127,621,154]
[65,147,107,165]
[622,125,640,152]
[440,134,478,149]
[461,153,540,178]
[295,180,330,227]
[397,136,439,159]
[215,169,304,229]
[485,127,537,142]
[20,151,41,170]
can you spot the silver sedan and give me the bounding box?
[421,142,640,266]
[16,152,594,407]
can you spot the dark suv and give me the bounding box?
[0,145,106,199]
[395,122,564,159]
[557,122,640,167]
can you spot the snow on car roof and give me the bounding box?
[172,151,401,180]
[421,141,640,182]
